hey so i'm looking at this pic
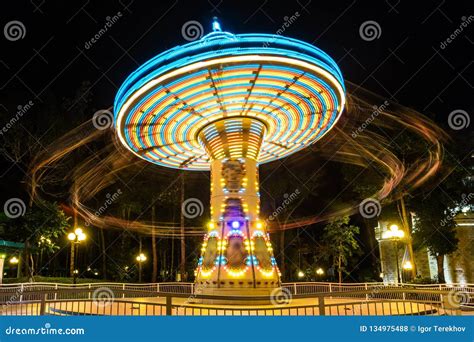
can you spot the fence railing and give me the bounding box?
[0,286,471,316]
[1,281,472,294]
[0,281,473,303]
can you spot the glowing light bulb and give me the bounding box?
[231,221,240,229]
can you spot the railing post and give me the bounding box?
[293,283,297,295]
[191,283,194,295]
[19,283,24,302]
[39,293,47,315]
[329,283,332,293]
[318,296,325,316]
[166,296,172,315]
[157,283,160,293]
[88,284,91,299]
[54,284,58,300]
[365,283,369,300]
[122,284,125,299]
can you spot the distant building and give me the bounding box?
[375,212,473,284]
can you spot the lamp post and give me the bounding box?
[136,253,147,282]
[9,256,19,278]
[316,268,324,281]
[402,261,413,283]
[67,228,86,284]
[382,224,405,284]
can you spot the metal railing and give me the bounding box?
[0,287,470,316]
[1,281,472,295]
[282,282,474,295]
[1,281,473,302]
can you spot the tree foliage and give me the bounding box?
[319,216,361,283]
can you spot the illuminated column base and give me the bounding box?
[195,118,280,297]
[194,161,281,296]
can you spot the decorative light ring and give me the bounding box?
[199,266,216,277]
[115,33,346,170]
[224,266,249,277]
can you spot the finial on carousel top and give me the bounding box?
[212,17,222,32]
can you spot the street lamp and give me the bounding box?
[316,268,324,281]
[402,260,413,282]
[67,228,86,284]
[297,270,305,279]
[9,256,20,278]
[136,253,147,282]
[382,224,404,284]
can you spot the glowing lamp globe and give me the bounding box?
[114,20,345,297]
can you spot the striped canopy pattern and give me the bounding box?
[114,32,346,170]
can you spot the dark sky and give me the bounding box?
[0,0,472,201]
[1,0,472,121]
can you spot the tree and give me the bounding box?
[1,201,70,278]
[412,192,459,283]
[319,216,360,283]
[260,156,323,280]
[410,137,470,283]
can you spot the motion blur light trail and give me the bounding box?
[28,83,447,236]
[29,21,447,238]
[276,82,446,230]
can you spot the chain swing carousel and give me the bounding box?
[113,19,345,298]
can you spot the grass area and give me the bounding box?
[2,276,112,284]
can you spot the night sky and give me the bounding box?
[1,0,472,118]
[1,0,472,205]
